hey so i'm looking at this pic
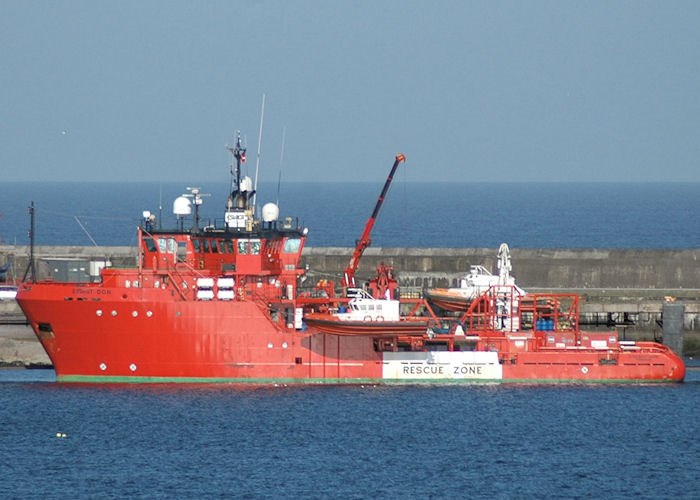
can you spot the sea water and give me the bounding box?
[1,181,700,248]
[0,369,699,499]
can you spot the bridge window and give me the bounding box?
[210,240,218,253]
[237,239,261,255]
[158,237,177,253]
[218,240,233,253]
[177,241,187,262]
[283,238,301,253]
[144,238,157,252]
[193,239,202,252]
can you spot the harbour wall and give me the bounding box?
[1,245,699,361]
[5,245,699,290]
[301,247,700,290]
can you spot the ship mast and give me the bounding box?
[227,132,245,203]
[22,202,37,283]
[225,132,256,230]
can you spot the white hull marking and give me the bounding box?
[382,351,503,380]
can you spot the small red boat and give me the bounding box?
[303,315,428,336]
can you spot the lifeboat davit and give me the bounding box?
[425,243,525,312]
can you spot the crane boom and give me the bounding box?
[341,153,406,288]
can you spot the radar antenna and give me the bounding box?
[183,187,210,231]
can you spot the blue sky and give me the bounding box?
[2,1,699,183]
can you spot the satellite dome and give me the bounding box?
[262,202,280,222]
[173,196,192,216]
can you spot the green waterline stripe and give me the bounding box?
[57,375,683,384]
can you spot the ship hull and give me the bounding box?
[18,283,382,382]
[18,283,685,384]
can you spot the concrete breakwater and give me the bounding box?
[1,244,699,364]
[3,244,700,289]
[301,247,700,290]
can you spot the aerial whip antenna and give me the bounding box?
[252,93,265,207]
[75,216,99,246]
[158,183,163,230]
[276,125,286,206]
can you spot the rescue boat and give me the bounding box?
[303,289,429,336]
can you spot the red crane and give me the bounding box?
[341,153,406,292]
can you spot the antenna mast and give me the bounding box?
[22,202,37,283]
[227,132,246,194]
[252,93,265,207]
[184,187,210,231]
[276,126,286,206]
[224,132,255,230]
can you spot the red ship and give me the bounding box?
[16,139,685,384]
